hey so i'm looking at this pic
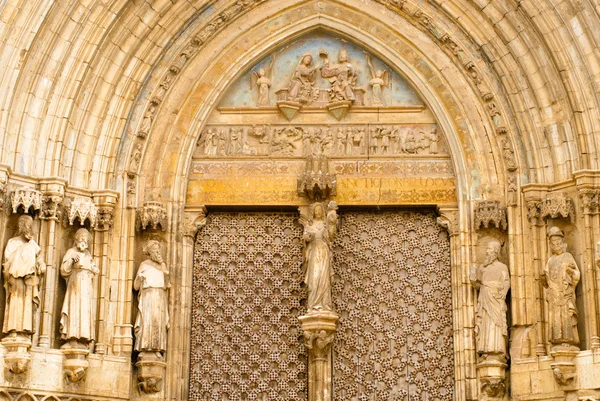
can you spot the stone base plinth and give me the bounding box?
[2,332,32,374]
[136,352,166,394]
[550,345,579,386]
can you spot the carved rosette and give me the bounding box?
[10,187,42,214]
[474,201,508,231]
[64,196,98,227]
[137,201,168,231]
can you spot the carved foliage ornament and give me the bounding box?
[474,201,508,231]
[137,201,168,231]
[579,189,600,214]
[10,187,42,214]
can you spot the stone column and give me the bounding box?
[579,188,600,351]
[299,312,338,401]
[437,204,471,400]
[92,190,119,355]
[37,178,66,348]
[167,205,206,400]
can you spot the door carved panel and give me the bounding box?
[190,212,307,401]
[332,211,454,401]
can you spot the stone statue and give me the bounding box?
[366,54,389,106]
[60,228,99,345]
[288,53,319,104]
[251,58,273,106]
[541,227,580,346]
[320,48,358,102]
[469,240,510,361]
[300,202,338,313]
[134,240,170,355]
[2,215,46,336]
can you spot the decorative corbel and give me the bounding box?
[579,189,600,215]
[137,201,168,231]
[474,201,508,231]
[10,187,42,215]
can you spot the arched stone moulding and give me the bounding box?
[131,2,511,399]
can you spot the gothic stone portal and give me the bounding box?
[189,210,453,400]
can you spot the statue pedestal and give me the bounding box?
[326,100,352,120]
[477,356,507,400]
[61,341,90,382]
[550,345,579,386]
[136,352,166,394]
[276,100,302,121]
[299,311,339,401]
[2,332,32,374]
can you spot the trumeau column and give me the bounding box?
[297,156,339,401]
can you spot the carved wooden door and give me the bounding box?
[190,212,308,401]
[332,210,454,401]
[190,210,453,401]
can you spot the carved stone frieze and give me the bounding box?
[64,196,98,227]
[196,123,444,158]
[137,201,168,231]
[0,389,108,401]
[474,201,508,231]
[10,187,42,214]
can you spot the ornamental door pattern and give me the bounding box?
[190,210,453,400]
[332,210,454,401]
[190,212,307,401]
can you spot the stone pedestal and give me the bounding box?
[326,100,352,120]
[477,356,507,400]
[550,345,579,386]
[61,341,90,382]
[136,352,167,394]
[299,311,339,401]
[2,332,32,374]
